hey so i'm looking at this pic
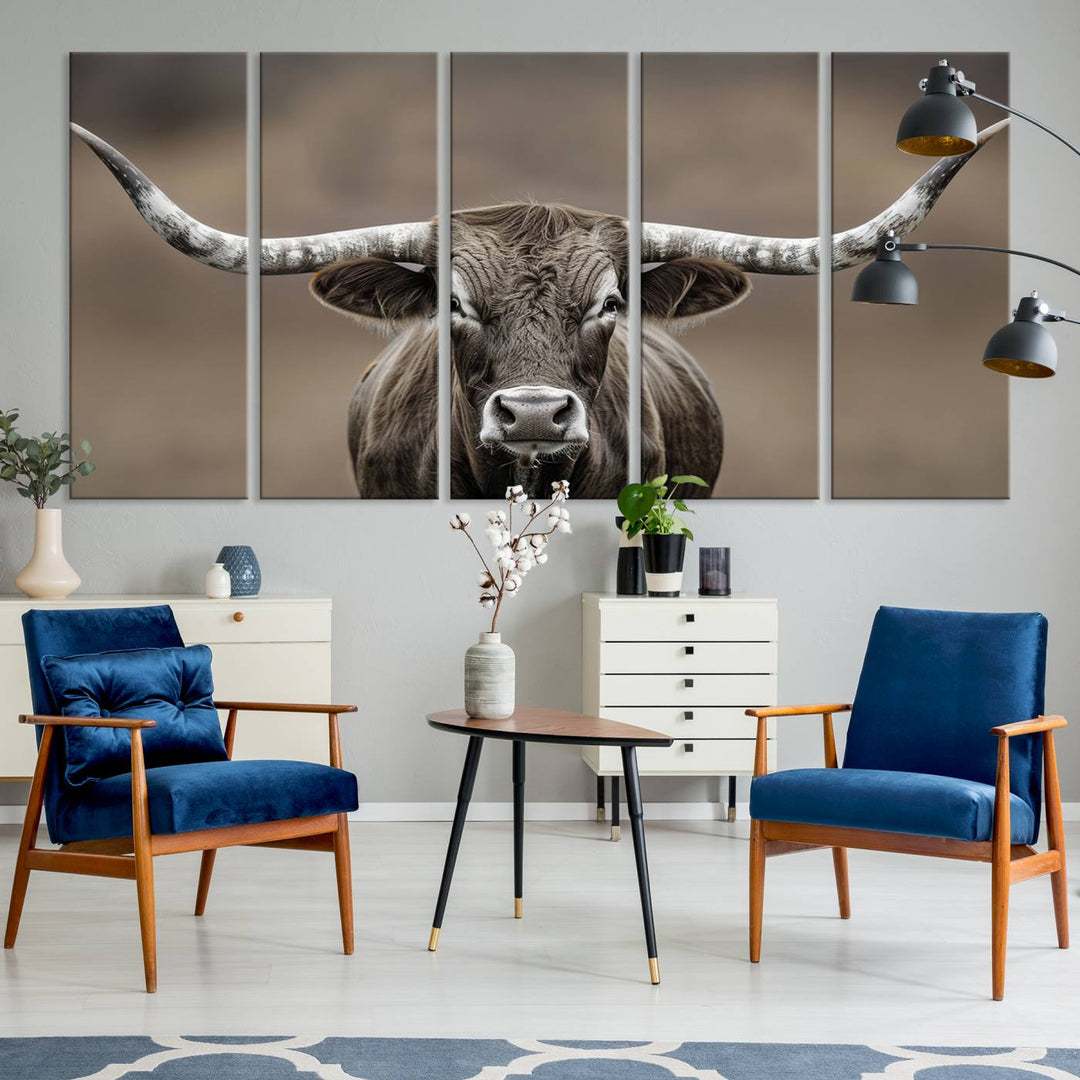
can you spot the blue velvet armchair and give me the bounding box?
[4,605,360,992]
[747,606,1068,1000]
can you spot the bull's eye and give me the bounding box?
[601,295,622,316]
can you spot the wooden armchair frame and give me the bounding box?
[4,700,358,993]
[747,703,1069,1001]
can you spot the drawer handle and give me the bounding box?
[684,742,694,752]
[685,613,695,623]
[684,678,694,689]
[233,611,245,623]
[684,645,695,655]
[684,710,694,721]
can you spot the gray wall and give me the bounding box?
[2,0,1079,807]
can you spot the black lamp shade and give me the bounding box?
[896,65,978,156]
[852,256,919,305]
[983,319,1058,378]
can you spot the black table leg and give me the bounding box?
[513,740,525,918]
[610,775,621,841]
[596,774,606,823]
[429,735,484,950]
[728,775,738,823]
[621,745,660,984]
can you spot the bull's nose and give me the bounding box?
[479,385,589,451]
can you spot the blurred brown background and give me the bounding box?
[832,53,1009,498]
[643,53,819,499]
[260,54,437,499]
[70,53,247,498]
[452,53,627,211]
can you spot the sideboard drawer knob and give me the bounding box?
[684,742,694,752]
[684,710,694,721]
[684,678,694,689]
[684,645,695,655]
[685,613,695,623]
[233,611,245,623]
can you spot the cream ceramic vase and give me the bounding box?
[204,562,231,599]
[464,631,515,719]
[15,508,81,599]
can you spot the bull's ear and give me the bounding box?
[641,257,750,331]
[310,258,437,331]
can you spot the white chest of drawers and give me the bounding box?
[0,594,334,782]
[582,593,778,819]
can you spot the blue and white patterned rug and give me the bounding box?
[2,1038,1079,1079]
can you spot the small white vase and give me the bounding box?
[15,508,82,600]
[464,631,515,719]
[204,562,231,599]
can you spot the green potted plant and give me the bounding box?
[0,409,95,599]
[617,474,708,596]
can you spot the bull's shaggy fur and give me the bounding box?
[314,202,745,499]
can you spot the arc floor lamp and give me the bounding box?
[855,58,1079,378]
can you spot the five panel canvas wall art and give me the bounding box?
[68,51,1011,501]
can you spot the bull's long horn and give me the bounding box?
[70,123,432,273]
[641,119,1009,273]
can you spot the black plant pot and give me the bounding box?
[642,533,687,597]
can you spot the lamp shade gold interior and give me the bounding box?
[896,90,978,157]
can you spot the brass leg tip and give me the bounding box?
[596,808,606,822]
[514,897,523,919]
[428,927,440,951]
[609,825,621,841]
[648,957,660,984]
[727,806,737,823]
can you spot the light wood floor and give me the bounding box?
[1,820,1077,1045]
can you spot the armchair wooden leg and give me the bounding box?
[333,813,354,955]
[5,726,52,950]
[1041,731,1070,949]
[832,847,851,919]
[991,736,1011,1001]
[131,731,157,993]
[749,819,765,963]
[194,850,216,916]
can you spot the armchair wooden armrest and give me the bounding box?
[990,715,1067,738]
[745,703,852,719]
[745,704,852,777]
[213,701,357,714]
[19,713,157,729]
[213,702,357,768]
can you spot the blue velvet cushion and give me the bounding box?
[750,767,1037,844]
[40,645,228,786]
[23,605,186,845]
[51,759,359,843]
[843,607,1047,833]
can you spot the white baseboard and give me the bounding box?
[3,802,1080,826]
[349,801,749,822]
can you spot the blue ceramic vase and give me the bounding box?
[216,545,262,597]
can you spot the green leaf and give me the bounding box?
[59,473,75,484]
[681,526,695,541]
[617,483,656,523]
[16,486,30,498]
[77,461,95,476]
[0,465,15,481]
[80,439,92,454]
[648,474,668,488]
[670,474,708,487]
[672,499,694,513]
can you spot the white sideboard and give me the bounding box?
[582,593,778,824]
[0,594,334,781]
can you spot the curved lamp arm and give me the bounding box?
[968,90,1080,161]
[894,240,1080,280]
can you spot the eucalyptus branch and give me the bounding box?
[0,408,96,509]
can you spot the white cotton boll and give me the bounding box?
[450,512,470,529]
[485,527,504,548]
[478,571,495,588]
[551,480,569,500]
[535,552,548,564]
[487,510,506,526]
[479,594,496,608]
[526,501,538,516]
[547,514,559,528]
[557,521,571,533]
